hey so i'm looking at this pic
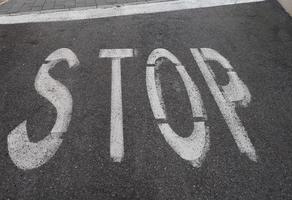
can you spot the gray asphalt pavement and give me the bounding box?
[0,0,292,199]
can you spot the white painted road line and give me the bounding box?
[0,0,265,24]
[8,48,79,170]
[146,49,209,167]
[99,49,134,162]
[5,47,258,170]
[191,48,257,162]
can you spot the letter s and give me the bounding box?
[7,48,79,170]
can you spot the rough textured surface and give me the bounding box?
[0,0,173,14]
[0,1,292,199]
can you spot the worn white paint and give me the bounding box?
[146,48,209,167]
[8,48,79,170]
[0,0,265,24]
[99,49,134,162]
[191,48,257,161]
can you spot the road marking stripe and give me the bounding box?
[191,48,257,162]
[0,0,265,24]
[8,48,78,170]
[99,49,134,162]
[146,48,209,167]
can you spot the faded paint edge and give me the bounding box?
[0,0,265,24]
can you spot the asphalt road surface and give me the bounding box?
[0,1,292,199]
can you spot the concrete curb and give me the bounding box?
[0,0,9,6]
[0,0,172,17]
[277,0,292,16]
[0,0,266,24]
